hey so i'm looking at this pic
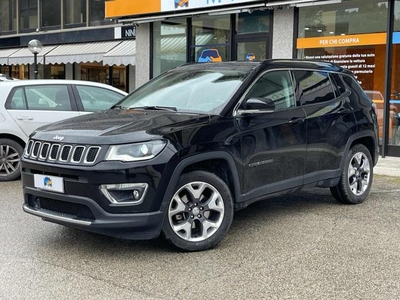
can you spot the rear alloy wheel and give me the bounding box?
[163,171,234,251]
[330,144,373,204]
[0,139,24,181]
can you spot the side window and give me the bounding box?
[25,85,71,111]
[8,87,27,109]
[245,70,295,110]
[76,85,124,112]
[293,71,335,105]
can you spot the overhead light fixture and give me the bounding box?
[293,0,342,7]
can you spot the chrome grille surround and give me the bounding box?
[24,140,102,165]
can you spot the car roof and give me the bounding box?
[0,79,127,94]
[174,59,345,73]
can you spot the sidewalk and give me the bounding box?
[374,156,400,177]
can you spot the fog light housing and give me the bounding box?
[99,183,148,206]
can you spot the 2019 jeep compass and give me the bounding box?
[21,60,379,251]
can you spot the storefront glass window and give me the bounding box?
[298,0,387,37]
[297,0,388,145]
[237,41,267,61]
[112,66,126,91]
[152,19,187,77]
[389,0,400,145]
[237,10,270,34]
[81,63,109,84]
[0,0,17,35]
[65,0,86,28]
[19,0,38,31]
[191,15,230,63]
[89,0,108,26]
[41,0,61,28]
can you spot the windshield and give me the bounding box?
[115,68,249,114]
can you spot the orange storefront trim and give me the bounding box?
[106,0,161,18]
[297,33,387,49]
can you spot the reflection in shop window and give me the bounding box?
[41,0,61,28]
[19,0,38,30]
[237,10,270,34]
[298,0,388,37]
[0,0,17,34]
[65,0,86,27]
[191,15,230,63]
[152,20,187,77]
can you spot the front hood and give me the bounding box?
[31,109,211,144]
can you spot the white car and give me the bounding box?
[0,79,127,181]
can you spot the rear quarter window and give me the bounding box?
[293,70,335,106]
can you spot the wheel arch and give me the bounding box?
[161,152,242,208]
[341,131,378,170]
[0,134,26,148]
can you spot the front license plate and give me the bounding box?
[34,174,65,193]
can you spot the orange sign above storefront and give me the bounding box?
[106,0,260,18]
[106,1,161,18]
[297,33,387,49]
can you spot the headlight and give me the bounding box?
[105,140,166,162]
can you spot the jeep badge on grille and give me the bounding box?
[53,135,65,142]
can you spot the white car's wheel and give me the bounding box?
[0,138,23,181]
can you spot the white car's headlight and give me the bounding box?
[105,140,166,162]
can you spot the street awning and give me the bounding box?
[8,45,57,65]
[0,48,21,65]
[103,40,136,66]
[45,41,121,64]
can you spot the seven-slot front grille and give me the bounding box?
[24,140,101,165]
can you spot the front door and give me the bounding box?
[237,70,307,199]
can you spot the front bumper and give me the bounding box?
[21,149,177,240]
[23,186,167,240]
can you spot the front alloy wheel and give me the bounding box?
[163,171,233,251]
[0,139,23,181]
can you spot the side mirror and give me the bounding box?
[236,97,275,116]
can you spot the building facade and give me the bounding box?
[0,0,136,92]
[1,0,400,157]
[106,0,400,157]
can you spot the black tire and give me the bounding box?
[330,144,373,204]
[0,138,24,181]
[163,171,234,251]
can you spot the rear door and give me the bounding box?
[237,70,307,198]
[293,70,356,184]
[5,84,79,138]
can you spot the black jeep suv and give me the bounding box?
[22,60,379,251]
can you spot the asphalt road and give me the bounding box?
[1,176,399,300]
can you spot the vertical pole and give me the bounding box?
[383,0,395,157]
[34,53,38,79]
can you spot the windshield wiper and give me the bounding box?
[130,106,177,112]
